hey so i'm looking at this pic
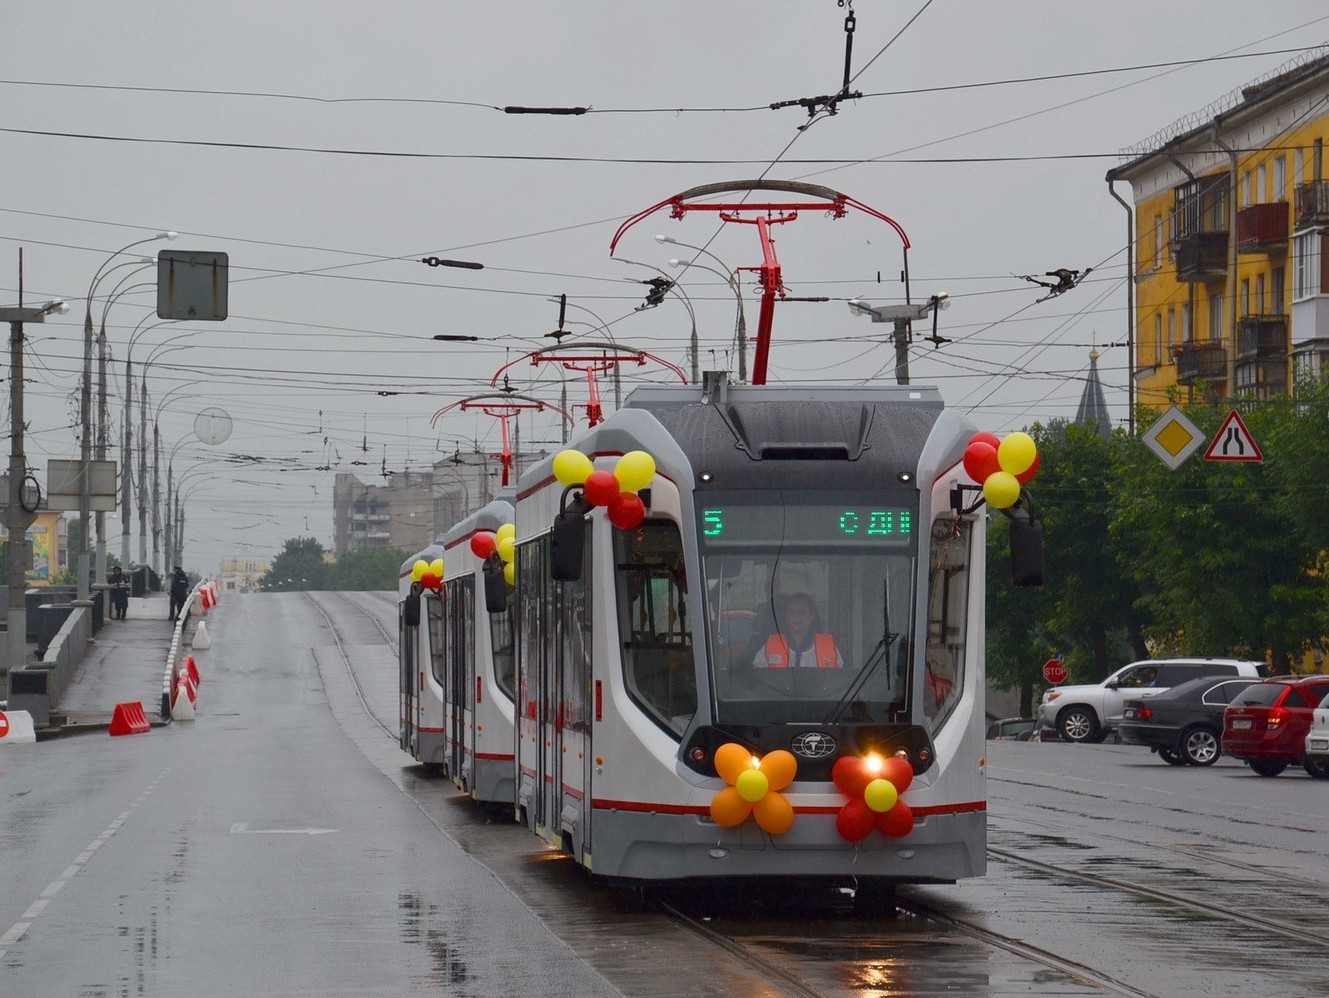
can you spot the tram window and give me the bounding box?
[560,526,592,733]
[490,601,517,701]
[924,517,970,726]
[615,521,697,737]
[427,591,446,688]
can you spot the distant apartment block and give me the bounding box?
[219,556,271,593]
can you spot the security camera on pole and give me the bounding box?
[845,294,951,385]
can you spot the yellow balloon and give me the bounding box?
[863,777,899,814]
[411,559,427,582]
[736,768,770,803]
[709,786,752,827]
[714,742,752,785]
[553,449,594,487]
[752,792,794,835]
[429,558,444,578]
[997,432,1037,476]
[614,450,656,493]
[495,523,516,545]
[759,749,798,792]
[496,537,515,563]
[984,471,1020,510]
[503,560,516,586]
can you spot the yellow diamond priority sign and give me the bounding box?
[1142,405,1204,471]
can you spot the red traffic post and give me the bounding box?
[1042,658,1068,685]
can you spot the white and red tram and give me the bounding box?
[507,378,1034,887]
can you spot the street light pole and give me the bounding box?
[657,234,747,382]
[614,257,699,383]
[122,317,177,568]
[846,295,951,386]
[79,232,175,601]
[1,300,68,672]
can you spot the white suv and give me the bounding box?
[1039,658,1268,744]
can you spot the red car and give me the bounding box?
[1222,676,1329,777]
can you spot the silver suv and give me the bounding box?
[1039,658,1268,743]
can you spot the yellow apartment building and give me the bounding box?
[1108,51,1329,409]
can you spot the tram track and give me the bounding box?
[987,845,1329,947]
[300,591,398,741]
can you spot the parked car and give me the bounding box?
[1222,676,1329,777]
[986,717,1036,741]
[1119,676,1262,766]
[1039,658,1269,744]
[1304,691,1329,769]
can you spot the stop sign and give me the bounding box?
[1042,658,1068,684]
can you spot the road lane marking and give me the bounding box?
[229,822,337,835]
[0,769,169,960]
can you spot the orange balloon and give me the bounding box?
[714,742,753,786]
[759,749,797,792]
[709,786,752,827]
[752,792,794,835]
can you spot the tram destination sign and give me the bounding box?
[699,505,913,546]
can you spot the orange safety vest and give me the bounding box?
[763,633,838,669]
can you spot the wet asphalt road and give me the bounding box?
[4,592,1329,997]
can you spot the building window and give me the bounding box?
[1272,267,1286,315]
[1296,147,1305,187]
[1209,291,1223,340]
[1241,278,1250,317]
[1154,314,1163,366]
[1294,231,1326,300]
[1257,164,1267,204]
[1183,303,1192,343]
[1256,273,1266,315]
[1241,170,1251,207]
[1274,156,1287,201]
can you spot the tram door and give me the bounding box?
[554,530,593,858]
[456,578,475,790]
[399,609,419,758]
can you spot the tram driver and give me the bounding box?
[752,592,844,669]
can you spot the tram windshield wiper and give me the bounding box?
[822,630,897,725]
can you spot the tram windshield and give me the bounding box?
[698,491,919,725]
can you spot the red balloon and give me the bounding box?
[962,441,1001,484]
[878,756,914,794]
[969,431,1001,451]
[470,531,497,559]
[419,571,439,590]
[583,469,621,507]
[832,756,873,799]
[836,799,876,842]
[875,801,914,838]
[607,493,645,530]
[1015,451,1040,484]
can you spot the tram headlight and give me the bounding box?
[864,753,885,774]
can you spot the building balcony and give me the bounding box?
[1237,315,1288,360]
[1234,358,1287,398]
[1295,180,1329,228]
[1175,340,1227,384]
[1174,231,1229,281]
[1236,202,1289,253]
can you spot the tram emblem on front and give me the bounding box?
[791,732,837,759]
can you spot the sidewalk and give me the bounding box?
[52,592,194,735]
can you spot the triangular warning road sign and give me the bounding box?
[1204,410,1263,462]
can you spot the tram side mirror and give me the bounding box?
[403,586,422,627]
[483,556,509,614]
[550,509,587,581]
[1009,512,1044,588]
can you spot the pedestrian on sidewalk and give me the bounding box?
[109,566,130,620]
[169,566,189,622]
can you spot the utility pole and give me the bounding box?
[846,296,952,386]
[1,296,68,672]
[95,326,110,605]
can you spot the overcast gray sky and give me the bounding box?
[4,1,1327,573]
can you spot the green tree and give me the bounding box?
[260,537,328,591]
[324,547,408,591]
[986,420,1145,701]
